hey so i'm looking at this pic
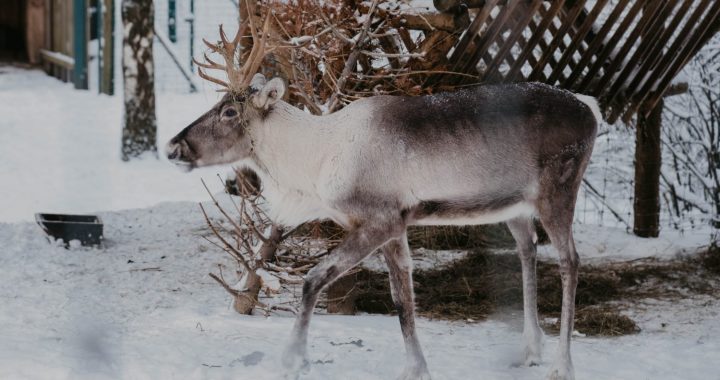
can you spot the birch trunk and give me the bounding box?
[121,0,157,161]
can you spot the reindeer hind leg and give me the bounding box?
[536,154,590,380]
[507,216,544,366]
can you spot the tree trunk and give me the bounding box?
[633,99,663,238]
[121,0,157,161]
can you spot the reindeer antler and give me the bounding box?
[193,1,278,92]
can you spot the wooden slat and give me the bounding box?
[448,0,499,65]
[39,49,75,69]
[589,0,664,98]
[528,0,586,82]
[484,0,544,81]
[528,7,567,82]
[631,1,720,119]
[620,0,694,110]
[576,0,644,93]
[455,0,525,84]
[547,0,609,85]
[603,0,679,115]
[446,15,494,84]
[490,5,540,82]
[427,0,498,86]
[564,0,630,90]
[506,1,566,81]
[631,0,714,99]
[505,11,547,81]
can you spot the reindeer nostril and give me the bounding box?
[166,142,182,160]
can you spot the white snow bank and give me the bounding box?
[538,224,712,264]
[0,66,230,223]
[0,202,718,380]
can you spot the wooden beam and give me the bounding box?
[101,0,114,95]
[39,49,75,69]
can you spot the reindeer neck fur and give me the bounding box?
[241,100,370,226]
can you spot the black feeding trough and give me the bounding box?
[35,213,104,247]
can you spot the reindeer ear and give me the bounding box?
[252,78,285,110]
[250,73,267,91]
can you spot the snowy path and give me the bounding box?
[1,202,718,380]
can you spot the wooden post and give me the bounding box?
[633,98,663,238]
[100,0,114,95]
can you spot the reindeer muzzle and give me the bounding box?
[165,139,196,172]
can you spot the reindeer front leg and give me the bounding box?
[381,233,431,380]
[282,214,405,378]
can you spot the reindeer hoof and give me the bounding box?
[281,347,309,379]
[522,344,543,367]
[521,331,544,366]
[546,362,575,380]
[524,353,541,367]
[398,366,432,380]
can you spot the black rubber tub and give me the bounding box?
[35,213,104,247]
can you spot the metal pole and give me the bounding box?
[73,0,88,89]
[168,0,177,42]
[97,0,103,92]
[188,0,195,73]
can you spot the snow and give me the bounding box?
[0,66,229,224]
[1,63,718,379]
[1,202,719,380]
[539,224,712,264]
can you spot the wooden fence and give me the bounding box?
[41,0,113,93]
[429,0,720,123]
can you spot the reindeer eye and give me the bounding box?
[223,108,238,118]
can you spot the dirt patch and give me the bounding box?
[700,243,720,274]
[353,248,719,336]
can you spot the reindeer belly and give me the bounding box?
[411,200,535,226]
[407,188,536,226]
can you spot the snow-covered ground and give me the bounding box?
[2,67,719,379]
[1,202,719,380]
[0,66,229,223]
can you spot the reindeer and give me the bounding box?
[166,13,599,380]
